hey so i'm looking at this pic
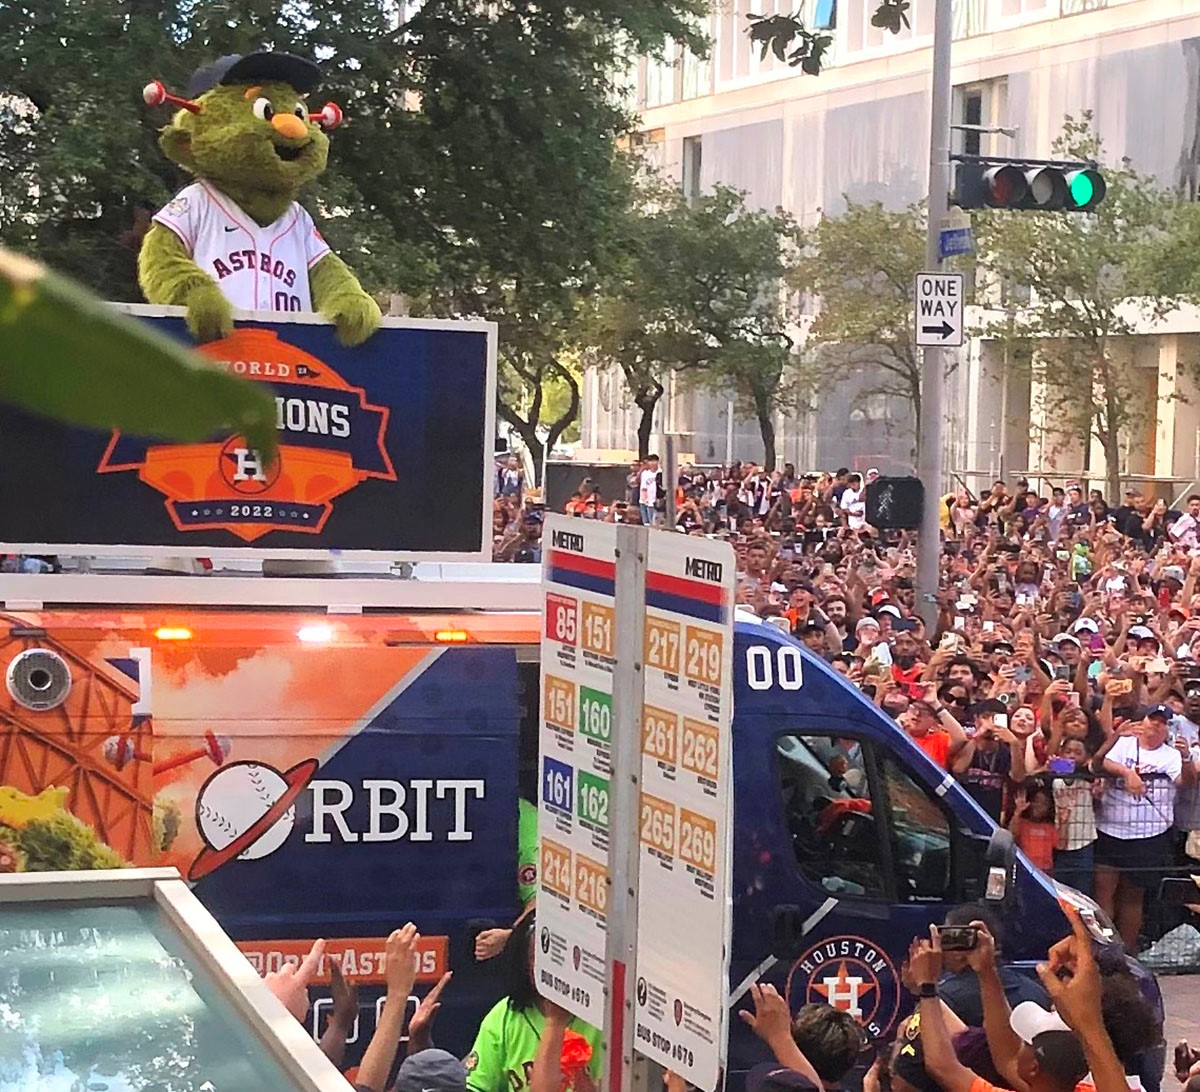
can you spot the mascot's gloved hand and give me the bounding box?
[184,279,235,343]
[310,251,382,346]
[324,287,382,347]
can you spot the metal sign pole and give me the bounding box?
[604,523,650,1092]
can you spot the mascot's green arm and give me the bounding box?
[310,252,382,347]
[138,223,233,342]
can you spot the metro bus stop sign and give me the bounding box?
[913,271,965,347]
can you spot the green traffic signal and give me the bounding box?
[1065,168,1105,211]
[953,161,1106,213]
[1069,172,1093,206]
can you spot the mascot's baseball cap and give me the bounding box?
[186,52,321,98]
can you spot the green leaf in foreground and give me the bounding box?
[0,247,277,456]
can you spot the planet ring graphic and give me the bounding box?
[187,759,319,882]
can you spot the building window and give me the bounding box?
[953,79,1008,159]
[682,136,703,202]
[814,0,837,30]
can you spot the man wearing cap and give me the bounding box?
[1092,705,1192,949]
[900,686,969,770]
[908,927,1100,1092]
[1168,495,1200,548]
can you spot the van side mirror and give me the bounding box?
[769,905,809,959]
[984,828,1017,903]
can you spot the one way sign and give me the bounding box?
[913,272,964,347]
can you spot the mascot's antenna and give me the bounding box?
[143,80,204,115]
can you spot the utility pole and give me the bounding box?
[915,0,953,627]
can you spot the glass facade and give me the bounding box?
[0,901,299,1092]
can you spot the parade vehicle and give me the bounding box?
[0,566,1163,1089]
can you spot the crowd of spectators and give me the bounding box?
[545,460,1200,959]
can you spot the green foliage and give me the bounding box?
[974,114,1181,498]
[584,180,803,463]
[746,2,903,75]
[798,199,926,453]
[153,796,182,855]
[0,247,278,450]
[14,812,128,872]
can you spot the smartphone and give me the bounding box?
[1053,664,1072,681]
[936,925,979,952]
[983,620,996,632]
[1089,634,1106,652]
[873,642,894,667]
[954,615,966,631]
[1067,691,1081,707]
[940,633,959,652]
[1015,665,1033,683]
[1056,550,1070,561]
[995,714,1009,730]
[1108,677,1134,696]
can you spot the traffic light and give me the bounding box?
[953,158,1106,213]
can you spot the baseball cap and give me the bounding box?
[396,1049,468,1092]
[1129,625,1156,641]
[1009,1003,1088,1084]
[856,617,881,633]
[1070,617,1100,634]
[746,1063,819,1092]
[1163,565,1186,584]
[1141,703,1172,721]
[186,51,321,98]
[876,604,902,619]
[1053,632,1081,647]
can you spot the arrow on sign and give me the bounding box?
[921,320,954,340]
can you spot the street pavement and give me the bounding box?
[1162,975,1200,1075]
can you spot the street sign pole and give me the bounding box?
[605,523,650,1092]
[916,0,953,628]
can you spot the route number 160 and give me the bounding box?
[744,645,804,691]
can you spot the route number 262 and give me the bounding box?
[744,645,804,691]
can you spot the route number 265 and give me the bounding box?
[744,645,804,691]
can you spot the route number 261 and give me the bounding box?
[744,645,804,691]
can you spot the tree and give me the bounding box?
[1,1,708,449]
[798,200,926,456]
[586,181,803,463]
[975,115,1180,501]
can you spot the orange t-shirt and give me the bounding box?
[971,1077,1016,1092]
[1016,820,1057,872]
[913,729,951,769]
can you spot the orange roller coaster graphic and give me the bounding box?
[0,617,154,863]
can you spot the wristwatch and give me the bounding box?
[918,983,938,998]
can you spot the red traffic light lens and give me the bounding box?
[985,165,1028,208]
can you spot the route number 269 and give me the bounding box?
[744,645,804,691]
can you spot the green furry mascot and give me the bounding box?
[138,51,380,345]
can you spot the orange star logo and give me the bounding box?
[812,960,876,1016]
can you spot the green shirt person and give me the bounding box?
[465,916,602,1092]
[465,996,602,1092]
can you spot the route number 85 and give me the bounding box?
[745,645,804,691]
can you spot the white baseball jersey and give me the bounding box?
[152,181,330,312]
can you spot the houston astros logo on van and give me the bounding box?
[787,934,902,1039]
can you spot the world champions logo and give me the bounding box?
[97,328,396,541]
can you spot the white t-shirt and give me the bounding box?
[1096,735,1182,839]
[1170,511,1200,547]
[638,468,659,506]
[840,487,866,531]
[153,181,331,312]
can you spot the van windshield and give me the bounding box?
[775,733,952,902]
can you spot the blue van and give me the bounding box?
[0,604,1161,1089]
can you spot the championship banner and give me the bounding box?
[0,306,496,561]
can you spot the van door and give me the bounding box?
[728,633,969,1083]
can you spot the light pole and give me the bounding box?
[915,0,954,627]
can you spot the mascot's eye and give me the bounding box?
[293,104,307,120]
[251,97,275,122]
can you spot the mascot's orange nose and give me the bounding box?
[271,113,309,141]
